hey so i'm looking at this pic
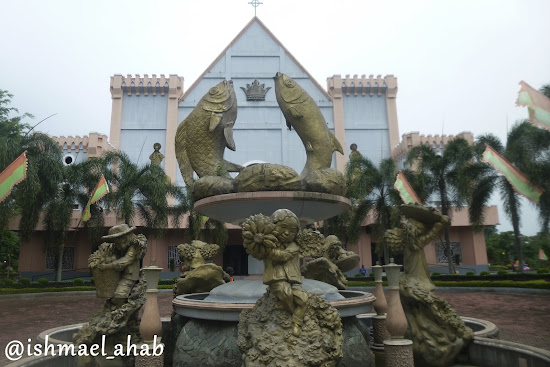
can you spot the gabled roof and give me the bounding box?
[181,16,331,101]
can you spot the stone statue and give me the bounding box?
[149,142,164,166]
[239,210,343,367]
[298,230,360,289]
[349,143,361,160]
[74,224,148,367]
[174,240,229,295]
[383,204,473,367]
[273,72,344,178]
[175,80,243,189]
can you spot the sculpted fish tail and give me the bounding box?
[222,160,244,173]
[175,122,195,186]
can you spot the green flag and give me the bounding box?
[81,175,110,222]
[482,145,544,203]
[0,152,28,203]
[517,80,550,131]
[394,171,421,204]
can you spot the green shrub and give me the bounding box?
[479,271,491,276]
[466,271,475,276]
[431,272,441,276]
[19,278,31,286]
[369,272,375,278]
[1,278,14,287]
[433,279,550,290]
[37,278,49,286]
[73,278,84,285]
[172,277,179,282]
[0,286,96,295]
[354,273,362,278]
[537,268,549,274]
[497,270,508,275]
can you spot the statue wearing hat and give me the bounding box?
[93,224,147,305]
[74,224,148,367]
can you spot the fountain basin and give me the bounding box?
[7,312,550,367]
[194,191,351,225]
[172,279,375,321]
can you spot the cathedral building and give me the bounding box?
[14,17,497,279]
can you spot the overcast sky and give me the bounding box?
[2,0,550,236]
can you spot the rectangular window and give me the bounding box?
[435,242,462,264]
[45,247,75,270]
[168,245,182,271]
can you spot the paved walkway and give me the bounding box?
[0,289,548,365]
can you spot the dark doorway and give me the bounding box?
[371,242,403,266]
[223,245,248,276]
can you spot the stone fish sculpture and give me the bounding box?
[273,72,344,177]
[383,204,473,367]
[175,80,243,187]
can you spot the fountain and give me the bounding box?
[7,75,550,367]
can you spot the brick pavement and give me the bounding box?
[0,289,548,366]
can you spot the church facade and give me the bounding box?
[14,17,496,279]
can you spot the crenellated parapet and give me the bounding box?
[327,74,398,98]
[392,131,474,162]
[51,132,112,158]
[327,74,400,167]
[110,74,184,99]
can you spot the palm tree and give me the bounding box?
[0,89,75,278]
[0,89,34,230]
[325,155,401,264]
[43,163,86,281]
[405,138,478,274]
[473,121,550,272]
[0,91,64,240]
[173,185,228,250]
[101,151,188,237]
[504,122,550,233]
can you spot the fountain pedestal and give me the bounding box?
[371,262,390,367]
[136,266,164,367]
[383,259,413,367]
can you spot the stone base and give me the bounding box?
[238,290,343,366]
[135,342,164,367]
[373,315,390,346]
[172,315,373,367]
[384,339,413,367]
[173,319,241,367]
[341,317,375,366]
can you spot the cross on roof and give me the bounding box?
[248,0,263,16]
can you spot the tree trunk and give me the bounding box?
[512,221,524,273]
[444,227,455,274]
[56,244,64,282]
[507,181,524,273]
[439,182,455,275]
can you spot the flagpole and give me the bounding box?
[24,113,58,137]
